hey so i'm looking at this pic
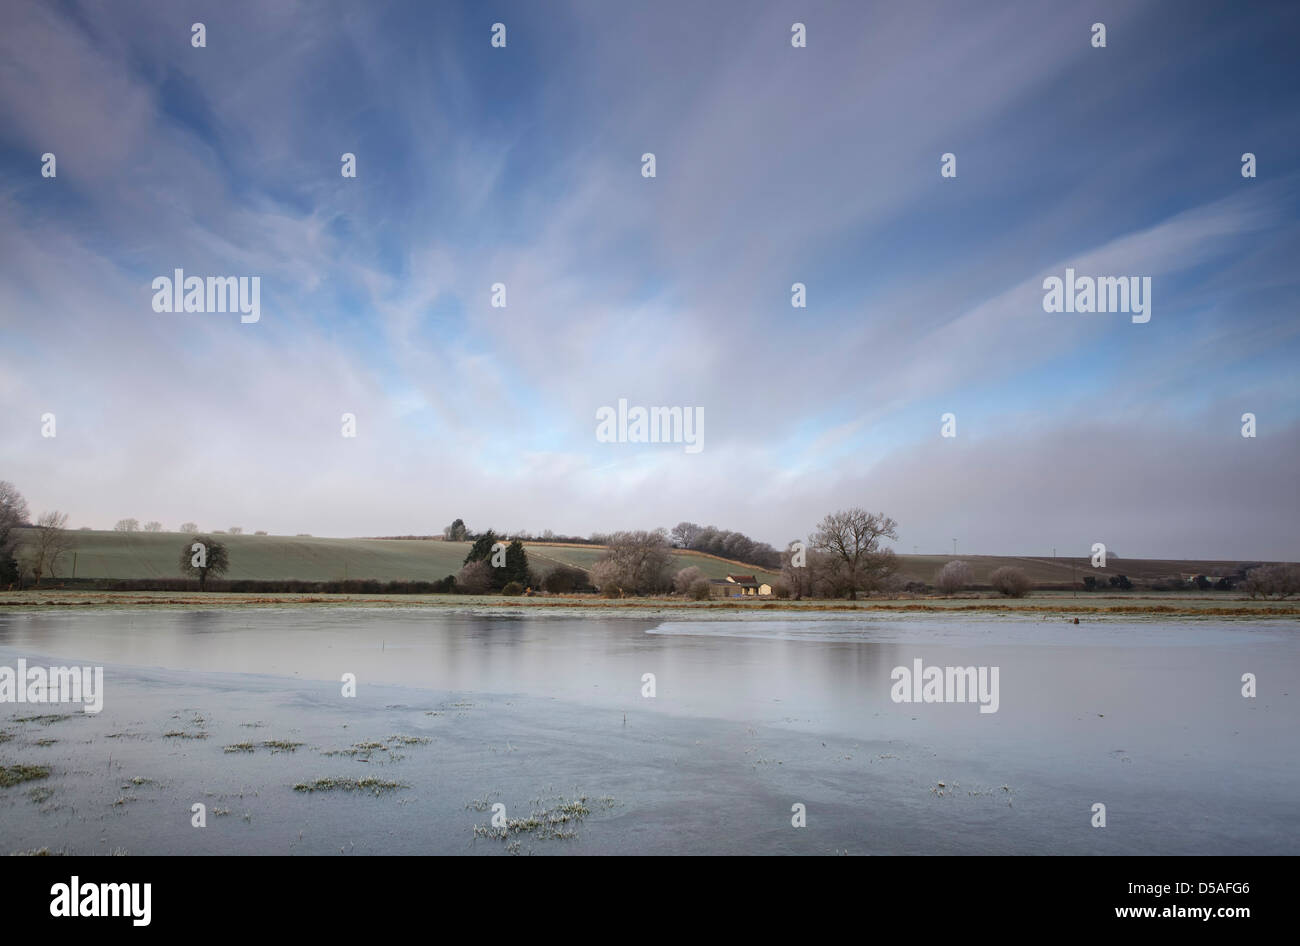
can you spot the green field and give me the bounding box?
[9,530,780,584]
[9,528,1271,588]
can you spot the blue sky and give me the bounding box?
[1,0,1297,558]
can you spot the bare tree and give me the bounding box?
[1243,564,1300,599]
[114,518,140,532]
[178,535,230,591]
[672,565,703,594]
[592,530,674,595]
[670,521,703,549]
[935,560,972,594]
[144,521,163,532]
[228,526,244,535]
[28,511,74,585]
[811,509,899,600]
[781,542,822,600]
[0,480,30,544]
[0,481,30,584]
[455,559,493,594]
[990,566,1032,598]
[589,559,624,597]
[687,577,712,600]
[179,522,198,533]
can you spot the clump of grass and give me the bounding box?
[292,777,407,796]
[0,731,13,743]
[27,786,55,804]
[323,735,425,759]
[322,741,387,758]
[474,815,578,841]
[261,740,303,753]
[465,792,500,812]
[163,731,208,739]
[224,739,304,754]
[14,714,75,725]
[34,738,57,747]
[0,764,51,788]
[213,808,231,816]
[553,800,592,818]
[122,777,153,787]
[472,794,612,842]
[11,847,54,856]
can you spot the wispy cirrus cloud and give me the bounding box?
[1,0,1296,557]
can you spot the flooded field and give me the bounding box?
[1,608,1296,855]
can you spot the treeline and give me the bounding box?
[923,561,1300,597]
[668,522,781,569]
[1088,563,1300,597]
[502,530,602,545]
[27,570,596,596]
[440,517,782,568]
[441,518,602,546]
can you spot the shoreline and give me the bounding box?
[1,589,1296,619]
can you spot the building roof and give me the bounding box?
[726,574,758,584]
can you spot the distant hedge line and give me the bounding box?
[16,576,460,594]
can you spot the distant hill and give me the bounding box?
[10,529,1278,589]
[8,529,782,584]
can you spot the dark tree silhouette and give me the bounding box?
[179,535,230,590]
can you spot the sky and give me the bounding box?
[1,0,1297,560]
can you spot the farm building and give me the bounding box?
[709,574,772,597]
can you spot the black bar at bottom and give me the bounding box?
[0,854,1280,932]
